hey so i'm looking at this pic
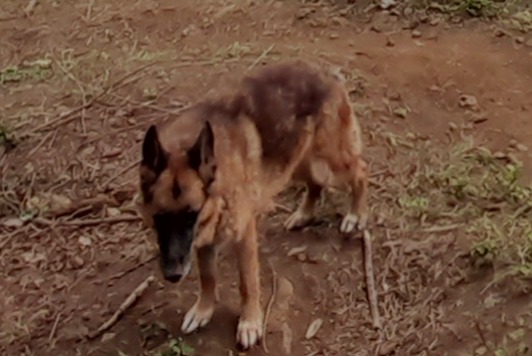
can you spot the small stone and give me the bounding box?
[72,256,85,268]
[449,122,458,131]
[411,30,422,38]
[526,39,532,47]
[386,37,395,47]
[493,151,507,159]
[329,33,339,39]
[459,94,478,109]
[127,117,137,125]
[516,143,528,152]
[296,253,307,262]
[515,36,525,44]
[108,117,120,128]
[475,346,488,355]
[107,207,121,217]
[429,17,441,26]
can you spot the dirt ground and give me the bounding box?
[1,0,532,355]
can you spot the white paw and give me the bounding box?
[284,210,312,231]
[181,301,214,334]
[237,315,263,350]
[340,212,367,233]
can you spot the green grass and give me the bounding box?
[395,139,532,286]
[0,58,53,85]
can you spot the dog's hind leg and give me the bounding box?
[181,246,217,334]
[236,217,263,350]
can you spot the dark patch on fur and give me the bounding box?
[241,63,330,164]
[200,63,331,165]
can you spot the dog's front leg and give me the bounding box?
[181,245,217,334]
[236,217,263,350]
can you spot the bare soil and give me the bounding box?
[1,1,531,355]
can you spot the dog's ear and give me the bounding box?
[187,120,215,172]
[142,125,167,175]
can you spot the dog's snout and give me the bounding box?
[164,272,183,283]
[163,267,183,283]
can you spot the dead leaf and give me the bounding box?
[107,207,121,217]
[393,107,408,119]
[2,217,24,228]
[287,245,307,257]
[78,236,92,247]
[305,318,323,339]
[101,332,116,342]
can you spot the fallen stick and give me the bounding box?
[107,255,157,282]
[363,230,382,329]
[262,260,278,354]
[88,275,156,339]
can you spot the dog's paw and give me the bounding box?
[237,314,263,350]
[340,212,367,233]
[181,301,215,334]
[283,210,312,231]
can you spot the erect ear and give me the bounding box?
[141,125,167,175]
[187,120,215,172]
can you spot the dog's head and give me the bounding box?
[139,121,215,283]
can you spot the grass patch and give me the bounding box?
[0,58,53,85]
[154,338,195,356]
[389,138,531,286]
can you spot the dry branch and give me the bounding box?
[47,195,118,218]
[30,61,163,133]
[262,260,278,354]
[88,275,156,339]
[363,230,382,329]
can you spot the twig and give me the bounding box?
[61,215,140,227]
[474,320,490,350]
[247,45,274,72]
[29,61,163,133]
[100,159,141,190]
[262,260,278,354]
[48,312,61,342]
[422,224,461,233]
[107,255,158,282]
[35,215,140,227]
[363,230,382,329]
[46,195,118,218]
[88,275,156,339]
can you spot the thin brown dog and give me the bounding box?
[138,60,368,350]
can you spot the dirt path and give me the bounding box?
[1,1,531,355]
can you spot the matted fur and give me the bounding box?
[138,59,368,350]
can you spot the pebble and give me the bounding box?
[516,143,528,152]
[429,17,441,26]
[411,29,422,38]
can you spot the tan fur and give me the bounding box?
[139,60,368,349]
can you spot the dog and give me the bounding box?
[138,60,368,350]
